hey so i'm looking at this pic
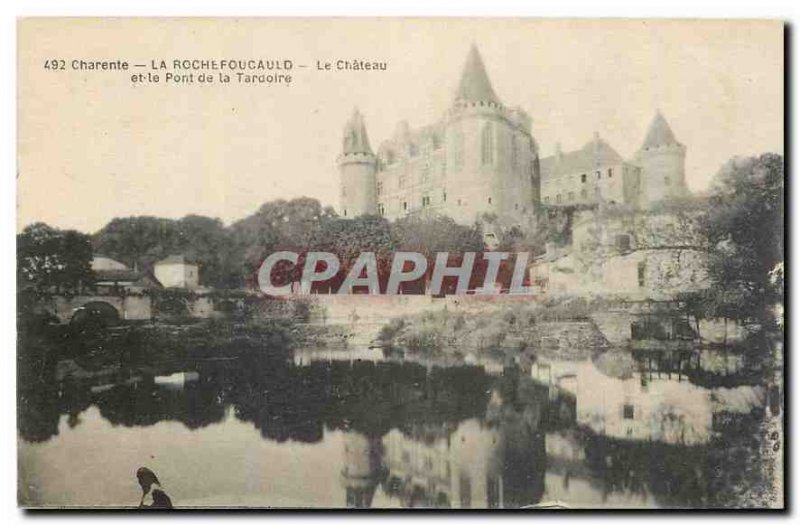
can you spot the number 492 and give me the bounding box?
[43,59,66,70]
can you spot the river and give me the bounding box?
[18,341,778,509]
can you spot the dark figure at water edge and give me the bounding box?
[137,467,173,509]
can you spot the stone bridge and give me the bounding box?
[48,294,153,324]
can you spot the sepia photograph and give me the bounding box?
[15,17,784,509]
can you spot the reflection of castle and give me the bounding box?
[339,420,506,509]
[531,354,764,446]
[341,432,384,508]
[340,410,547,509]
[381,420,503,508]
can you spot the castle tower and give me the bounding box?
[338,108,377,217]
[444,44,536,229]
[341,432,383,508]
[635,111,688,207]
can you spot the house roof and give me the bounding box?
[540,135,624,178]
[641,111,681,150]
[453,44,500,105]
[94,268,141,283]
[155,254,198,266]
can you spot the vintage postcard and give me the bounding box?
[17,18,784,509]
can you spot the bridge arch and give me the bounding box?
[69,300,122,326]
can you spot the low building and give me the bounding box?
[154,254,200,289]
[91,255,160,292]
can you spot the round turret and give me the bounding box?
[338,109,378,217]
[636,111,689,207]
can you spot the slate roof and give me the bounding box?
[539,137,625,178]
[641,111,681,150]
[155,254,198,266]
[342,108,373,155]
[453,44,500,105]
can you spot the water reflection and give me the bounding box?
[18,345,768,508]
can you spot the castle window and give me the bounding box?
[596,171,601,179]
[623,404,635,420]
[511,136,518,171]
[581,174,587,183]
[581,189,588,199]
[453,127,464,172]
[481,123,494,166]
[460,475,472,508]
[403,201,408,211]
[422,195,430,207]
[514,203,519,210]
[343,208,347,217]
[664,176,671,186]
[615,234,631,252]
[443,190,447,202]
[378,204,385,216]
[556,194,562,203]
[398,174,406,188]
[608,168,613,178]
[488,197,492,205]
[544,196,550,204]
[457,198,462,206]
[377,181,383,195]
[421,163,430,183]
[637,261,646,287]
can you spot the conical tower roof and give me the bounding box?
[342,108,373,155]
[453,44,500,105]
[641,111,680,150]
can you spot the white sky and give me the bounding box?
[18,18,783,233]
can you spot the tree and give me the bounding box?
[703,153,784,322]
[228,198,338,288]
[17,222,94,294]
[93,215,239,288]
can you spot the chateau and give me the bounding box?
[338,45,690,228]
